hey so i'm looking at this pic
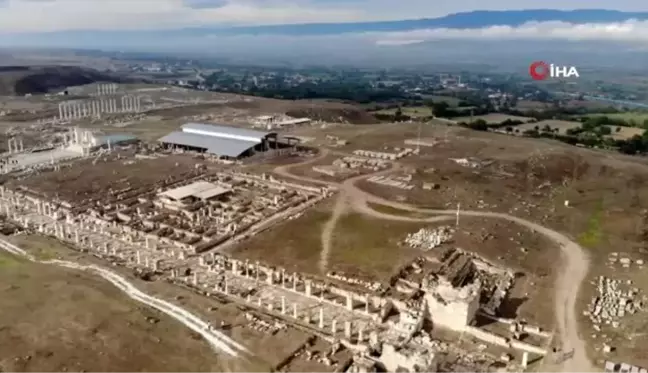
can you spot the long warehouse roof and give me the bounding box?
[160,181,230,201]
[159,131,258,157]
[181,123,274,141]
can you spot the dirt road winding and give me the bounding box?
[273,151,594,371]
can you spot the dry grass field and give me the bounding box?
[607,126,645,140]
[0,249,230,372]
[314,122,648,365]
[228,200,426,282]
[7,234,325,372]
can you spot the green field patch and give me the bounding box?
[579,201,604,248]
[0,252,24,269]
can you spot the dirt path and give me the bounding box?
[319,192,347,273]
[272,152,595,372]
[0,237,250,359]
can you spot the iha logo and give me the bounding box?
[529,61,580,80]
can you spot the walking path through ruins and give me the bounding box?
[0,236,249,358]
[273,150,595,372]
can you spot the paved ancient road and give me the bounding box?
[273,150,595,372]
[0,237,249,358]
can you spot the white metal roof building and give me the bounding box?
[159,181,231,202]
[158,123,279,159]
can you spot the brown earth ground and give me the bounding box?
[4,90,648,368]
[228,199,559,330]
[285,121,648,366]
[0,249,234,372]
[6,234,352,372]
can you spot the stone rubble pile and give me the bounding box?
[585,275,645,330]
[327,271,383,292]
[404,227,454,251]
[608,252,645,268]
[244,312,287,335]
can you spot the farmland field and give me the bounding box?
[606,126,645,140]
[583,112,648,124]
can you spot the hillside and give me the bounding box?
[0,66,133,96]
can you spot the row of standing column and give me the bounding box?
[6,138,23,153]
[58,96,142,121]
[96,83,118,95]
[5,193,370,344]
[186,267,367,342]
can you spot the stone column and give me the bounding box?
[281,296,286,314]
[305,280,312,297]
[346,294,353,311]
[331,319,337,334]
[266,269,273,285]
[344,321,352,339]
[292,303,298,318]
[319,308,324,329]
[522,352,528,369]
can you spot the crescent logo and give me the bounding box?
[529,61,550,80]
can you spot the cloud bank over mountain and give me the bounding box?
[0,2,645,64]
[371,20,648,46]
[0,0,646,33]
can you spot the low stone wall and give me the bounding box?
[465,326,547,355]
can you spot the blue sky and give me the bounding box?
[0,0,645,32]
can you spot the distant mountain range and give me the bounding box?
[1,9,647,57]
[196,9,648,36]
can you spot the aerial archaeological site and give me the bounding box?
[2,82,648,373]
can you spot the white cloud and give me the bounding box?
[0,0,647,33]
[0,0,366,32]
[370,20,648,45]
